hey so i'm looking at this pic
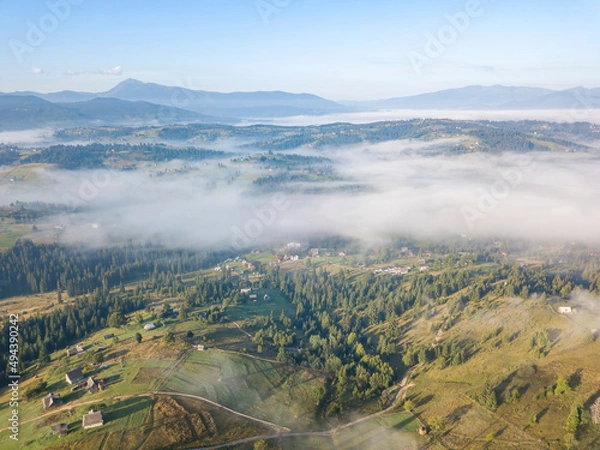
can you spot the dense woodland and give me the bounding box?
[0,240,225,299]
[20,143,226,169]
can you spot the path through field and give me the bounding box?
[189,370,418,450]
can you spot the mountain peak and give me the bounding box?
[115,78,145,87]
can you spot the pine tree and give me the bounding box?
[481,381,498,411]
[555,375,571,395]
[565,402,581,433]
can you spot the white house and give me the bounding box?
[144,323,156,331]
[558,306,572,314]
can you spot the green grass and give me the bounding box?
[399,295,600,449]
[0,224,30,248]
[1,396,154,450]
[278,412,425,450]
[158,349,323,430]
[225,289,296,321]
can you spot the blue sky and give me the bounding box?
[0,0,598,100]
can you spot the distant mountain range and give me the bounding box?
[1,80,599,131]
[345,85,600,110]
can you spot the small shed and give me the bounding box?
[85,377,99,394]
[144,323,156,331]
[51,422,68,437]
[42,393,62,410]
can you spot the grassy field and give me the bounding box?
[225,288,296,322]
[400,295,600,449]
[278,412,425,450]
[2,394,272,450]
[158,349,325,430]
[0,223,31,248]
[0,291,65,318]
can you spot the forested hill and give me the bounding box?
[54,119,598,154]
[18,143,226,170]
[0,240,225,299]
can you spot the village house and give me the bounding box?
[65,368,84,385]
[558,306,573,314]
[103,333,114,339]
[249,294,258,301]
[193,344,205,351]
[82,409,104,429]
[240,288,252,294]
[264,294,271,302]
[42,393,62,410]
[51,422,68,437]
[144,323,156,331]
[66,345,84,357]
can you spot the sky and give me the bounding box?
[0,0,599,100]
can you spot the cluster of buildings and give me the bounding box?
[276,253,300,263]
[374,266,412,275]
[42,366,106,438]
[240,288,271,302]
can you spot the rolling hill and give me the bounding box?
[0,95,227,131]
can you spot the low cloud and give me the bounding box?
[65,66,123,77]
[2,140,600,249]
